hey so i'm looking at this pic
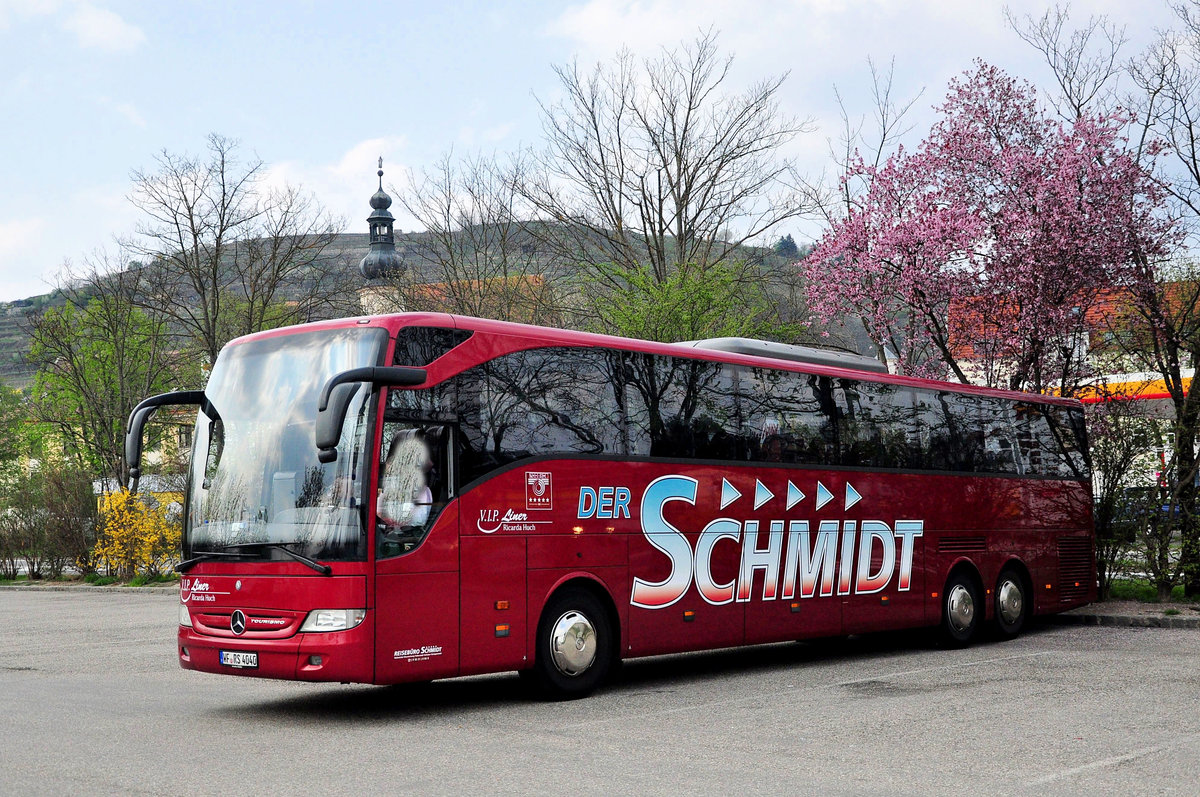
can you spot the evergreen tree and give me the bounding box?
[773,234,800,259]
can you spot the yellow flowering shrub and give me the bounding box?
[93,490,181,578]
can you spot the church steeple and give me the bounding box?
[359,158,403,279]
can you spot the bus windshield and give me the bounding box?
[186,326,388,563]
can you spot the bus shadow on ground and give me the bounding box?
[214,623,1058,722]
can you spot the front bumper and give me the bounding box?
[178,623,374,683]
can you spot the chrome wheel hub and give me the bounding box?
[549,610,597,677]
[947,584,975,633]
[998,579,1023,626]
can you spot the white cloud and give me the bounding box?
[0,216,47,259]
[0,0,61,30]
[0,216,54,300]
[0,181,147,301]
[541,0,1179,198]
[457,122,516,147]
[114,101,144,127]
[98,95,146,127]
[61,2,145,53]
[262,137,415,233]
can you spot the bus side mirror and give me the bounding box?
[315,366,427,463]
[126,390,212,493]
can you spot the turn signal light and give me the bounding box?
[683,610,696,622]
[495,600,509,610]
[495,624,510,638]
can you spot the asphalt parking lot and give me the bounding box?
[1,589,1198,795]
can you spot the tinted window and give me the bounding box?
[419,343,1090,484]
[837,380,913,469]
[458,348,627,485]
[624,353,737,460]
[393,326,473,367]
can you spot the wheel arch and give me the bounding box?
[993,557,1035,636]
[943,557,986,618]
[531,573,623,667]
[996,557,1033,596]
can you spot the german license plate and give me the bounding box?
[219,650,258,669]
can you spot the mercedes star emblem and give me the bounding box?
[231,610,246,635]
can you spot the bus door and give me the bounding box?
[373,419,460,684]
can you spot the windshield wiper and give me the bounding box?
[220,542,333,576]
[176,550,250,573]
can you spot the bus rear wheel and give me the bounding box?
[940,572,980,647]
[532,588,613,700]
[993,567,1028,639]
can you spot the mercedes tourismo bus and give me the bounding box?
[126,313,1095,697]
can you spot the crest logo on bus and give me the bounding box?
[526,471,553,510]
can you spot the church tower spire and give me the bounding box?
[359,157,403,279]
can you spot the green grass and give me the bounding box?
[129,573,178,587]
[1164,608,1182,616]
[2,572,178,587]
[1109,578,1200,603]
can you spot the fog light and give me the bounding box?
[309,655,323,666]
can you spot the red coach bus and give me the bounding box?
[126,313,1095,698]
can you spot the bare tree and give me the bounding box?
[1006,4,1127,121]
[803,59,925,359]
[1011,2,1200,595]
[1131,8,1200,238]
[820,58,925,226]
[1120,3,1200,596]
[1087,389,1159,598]
[522,32,813,296]
[125,133,356,366]
[380,152,567,325]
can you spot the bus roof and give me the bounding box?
[229,312,1085,410]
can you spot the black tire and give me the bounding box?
[532,588,613,700]
[993,567,1028,639]
[940,571,981,647]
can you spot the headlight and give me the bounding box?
[180,604,193,627]
[299,609,366,633]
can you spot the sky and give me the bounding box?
[0,0,1182,302]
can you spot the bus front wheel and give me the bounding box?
[532,588,613,699]
[940,572,980,647]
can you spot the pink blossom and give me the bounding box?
[806,61,1173,392]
